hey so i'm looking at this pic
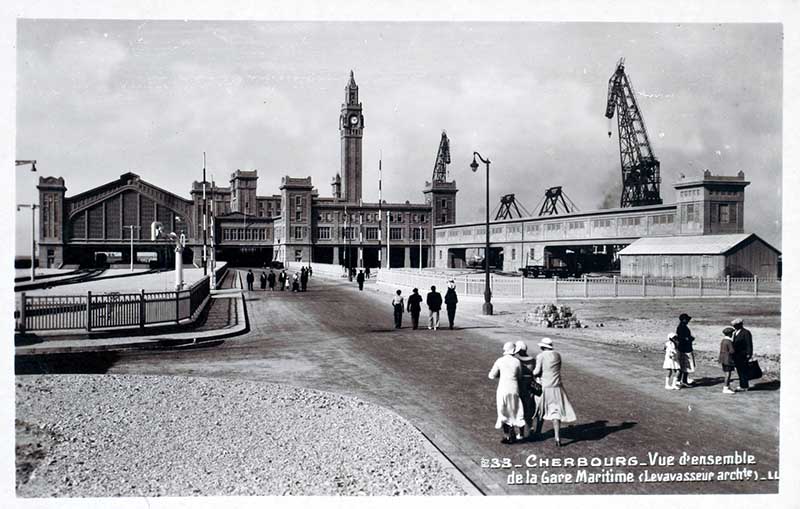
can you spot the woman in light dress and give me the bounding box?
[533,337,576,447]
[488,342,526,443]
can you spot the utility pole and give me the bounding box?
[17,204,38,281]
[123,225,141,272]
[378,154,383,269]
[386,210,391,270]
[210,176,217,288]
[202,152,208,276]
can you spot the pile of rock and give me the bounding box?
[524,303,582,328]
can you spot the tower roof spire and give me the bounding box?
[348,70,357,88]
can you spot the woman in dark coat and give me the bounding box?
[260,271,267,290]
[514,340,536,441]
[676,313,696,386]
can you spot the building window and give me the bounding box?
[412,228,427,241]
[366,227,379,240]
[526,224,540,233]
[491,227,503,234]
[440,214,447,223]
[390,227,403,240]
[511,248,516,261]
[439,250,443,260]
[546,223,561,231]
[421,214,427,223]
[685,204,697,223]
[719,204,730,223]
[441,199,447,207]
[317,227,331,240]
[294,226,305,239]
[620,217,641,227]
[341,226,355,240]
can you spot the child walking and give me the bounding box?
[719,327,736,394]
[663,333,681,390]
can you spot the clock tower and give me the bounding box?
[340,70,363,203]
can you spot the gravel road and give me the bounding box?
[16,374,467,497]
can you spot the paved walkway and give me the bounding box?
[104,272,779,495]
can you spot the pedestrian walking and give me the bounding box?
[514,340,537,441]
[407,288,423,330]
[356,269,365,291]
[279,270,287,291]
[488,342,526,444]
[662,333,682,390]
[260,271,267,290]
[267,270,276,291]
[300,267,309,291]
[392,290,405,329]
[246,269,255,291]
[676,313,696,386]
[365,266,371,279]
[444,279,458,330]
[731,318,754,392]
[719,327,736,394]
[291,272,300,292]
[426,285,442,330]
[308,266,313,277]
[533,338,576,447]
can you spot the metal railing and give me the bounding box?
[377,268,780,300]
[16,276,213,333]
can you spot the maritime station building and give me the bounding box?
[35,72,458,270]
[432,170,780,278]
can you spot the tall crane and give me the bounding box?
[431,130,450,183]
[605,58,662,207]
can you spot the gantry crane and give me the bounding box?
[605,58,662,207]
[431,130,451,183]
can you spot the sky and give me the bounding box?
[14,21,783,252]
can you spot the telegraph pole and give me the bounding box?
[378,154,383,269]
[123,225,141,272]
[202,152,208,276]
[210,176,217,288]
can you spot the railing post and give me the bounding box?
[699,276,704,297]
[754,275,759,296]
[641,275,646,297]
[18,292,26,334]
[726,275,731,297]
[671,276,675,298]
[520,274,524,300]
[583,275,588,299]
[613,276,618,298]
[86,291,92,332]
[554,276,559,301]
[175,290,180,324]
[140,289,146,328]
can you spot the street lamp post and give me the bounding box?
[123,225,141,272]
[418,226,423,272]
[17,204,38,282]
[470,152,493,315]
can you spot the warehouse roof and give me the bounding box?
[618,233,780,256]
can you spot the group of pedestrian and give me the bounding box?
[662,313,755,394]
[246,266,312,293]
[489,337,576,446]
[390,279,459,330]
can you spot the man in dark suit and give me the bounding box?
[426,285,442,330]
[731,318,753,391]
[407,288,423,330]
[356,269,365,291]
[246,269,255,291]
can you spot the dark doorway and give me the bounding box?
[313,246,334,264]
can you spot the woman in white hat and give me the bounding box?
[532,337,576,447]
[488,342,526,443]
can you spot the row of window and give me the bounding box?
[222,228,271,241]
[315,212,430,224]
[314,226,427,241]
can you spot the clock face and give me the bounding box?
[349,115,359,125]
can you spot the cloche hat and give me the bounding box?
[538,337,554,349]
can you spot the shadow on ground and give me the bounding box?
[15,352,121,375]
[532,420,637,447]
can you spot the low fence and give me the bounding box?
[377,268,780,300]
[17,276,213,333]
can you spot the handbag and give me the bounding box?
[530,379,543,397]
[747,360,763,380]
